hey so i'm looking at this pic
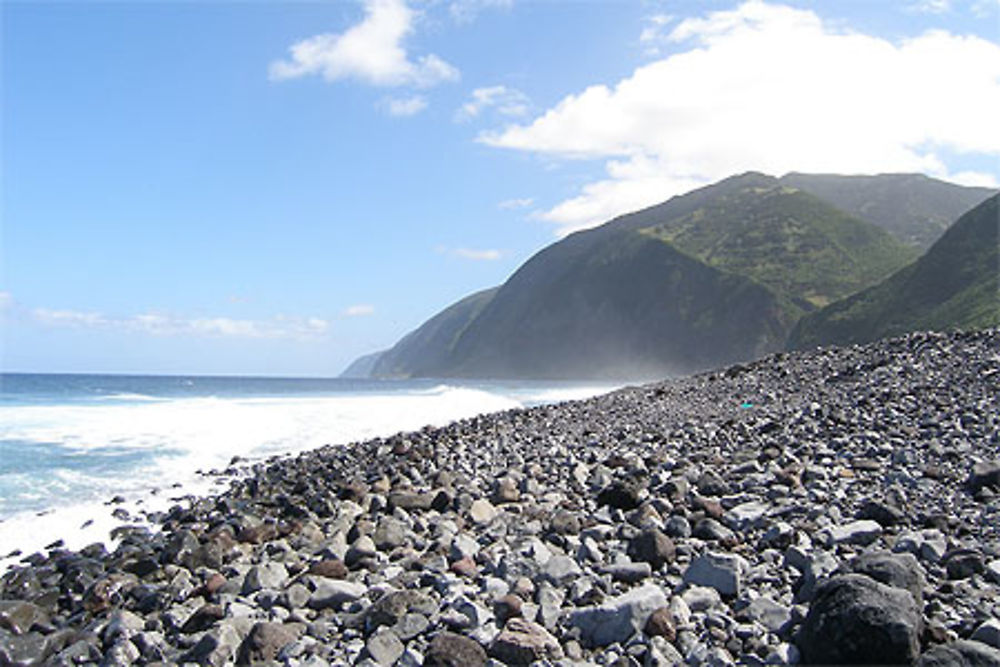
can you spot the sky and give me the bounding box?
[2,0,998,377]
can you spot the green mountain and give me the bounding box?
[789,194,1000,349]
[356,172,917,379]
[779,173,996,249]
[638,173,917,311]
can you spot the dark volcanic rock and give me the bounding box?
[917,640,1000,667]
[850,551,926,605]
[627,528,676,570]
[237,622,303,665]
[597,479,643,510]
[424,631,488,667]
[797,574,922,665]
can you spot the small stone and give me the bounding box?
[967,460,1000,493]
[424,631,488,667]
[490,617,563,664]
[468,499,498,525]
[494,594,523,624]
[986,559,1000,584]
[307,579,367,610]
[597,480,643,510]
[450,556,478,578]
[365,627,405,666]
[683,551,747,598]
[644,607,677,641]
[541,554,582,585]
[0,601,48,636]
[242,562,289,594]
[627,528,676,570]
[823,519,883,546]
[493,477,521,504]
[308,559,348,579]
[237,622,303,664]
[373,516,408,551]
[569,583,667,647]
[603,561,652,583]
[743,597,792,634]
[181,603,225,634]
[697,470,730,496]
[945,549,985,579]
[549,510,581,535]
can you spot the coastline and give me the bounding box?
[2,329,999,665]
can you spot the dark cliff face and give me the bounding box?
[356,173,994,380]
[790,194,1000,349]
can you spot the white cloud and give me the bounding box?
[480,1,1000,233]
[0,291,13,310]
[449,0,513,23]
[946,171,1000,188]
[269,0,459,88]
[343,304,376,317]
[910,0,952,13]
[456,85,529,121]
[498,197,534,209]
[384,95,428,116]
[437,246,502,261]
[31,308,330,340]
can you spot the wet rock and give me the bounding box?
[490,617,563,664]
[797,574,921,665]
[424,631,488,667]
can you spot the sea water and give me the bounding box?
[0,373,615,570]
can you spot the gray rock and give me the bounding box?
[374,516,409,551]
[797,574,922,665]
[967,461,1000,493]
[541,554,582,585]
[603,561,652,583]
[569,583,667,647]
[468,499,497,525]
[237,622,303,664]
[365,627,405,666]
[822,519,883,546]
[307,579,367,610]
[850,550,926,605]
[627,528,676,570]
[683,552,747,598]
[242,562,289,595]
[744,597,792,634]
[183,623,242,666]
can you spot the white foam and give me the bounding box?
[0,383,540,571]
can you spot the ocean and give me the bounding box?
[0,373,615,570]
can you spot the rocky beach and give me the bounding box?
[2,328,1000,666]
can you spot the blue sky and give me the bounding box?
[2,0,998,376]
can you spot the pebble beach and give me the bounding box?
[2,328,1000,666]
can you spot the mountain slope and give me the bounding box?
[640,175,917,310]
[369,288,498,378]
[439,228,790,379]
[779,173,996,249]
[789,194,1000,348]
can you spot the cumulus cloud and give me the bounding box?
[480,1,1000,233]
[456,86,530,121]
[383,95,428,116]
[31,308,330,340]
[269,0,459,88]
[342,304,376,317]
[437,246,502,261]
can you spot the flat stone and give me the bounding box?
[744,597,792,634]
[307,579,367,610]
[0,601,48,636]
[602,561,652,583]
[797,574,921,665]
[683,552,747,598]
[242,562,289,594]
[727,500,770,528]
[823,519,883,546]
[541,554,582,585]
[569,583,667,647]
[490,618,563,664]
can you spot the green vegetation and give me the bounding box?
[789,195,1000,348]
